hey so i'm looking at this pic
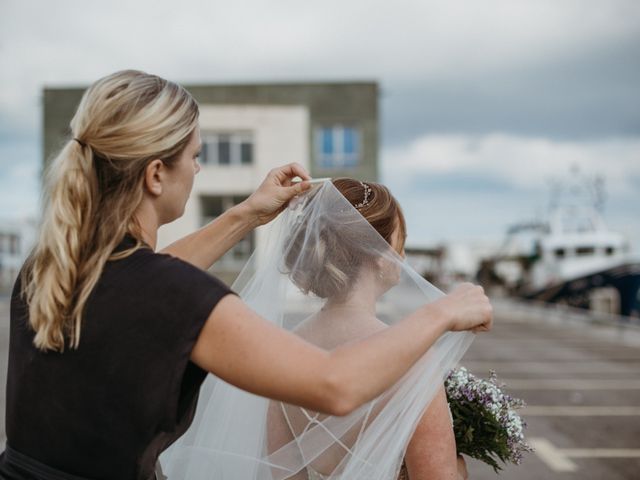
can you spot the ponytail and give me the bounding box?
[24,140,108,350]
[21,70,198,352]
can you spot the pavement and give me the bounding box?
[1,298,639,478]
[462,302,640,480]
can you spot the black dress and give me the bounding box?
[0,234,236,479]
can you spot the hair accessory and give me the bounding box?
[354,181,372,209]
[73,138,86,148]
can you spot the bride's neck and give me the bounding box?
[322,274,380,316]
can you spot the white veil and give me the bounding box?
[160,180,475,479]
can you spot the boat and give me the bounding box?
[477,167,640,318]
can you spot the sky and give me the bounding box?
[1,0,639,251]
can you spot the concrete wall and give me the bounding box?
[44,81,378,181]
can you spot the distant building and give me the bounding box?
[0,219,37,295]
[44,81,379,282]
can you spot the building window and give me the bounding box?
[201,132,253,166]
[200,195,255,268]
[315,126,360,169]
[576,246,595,256]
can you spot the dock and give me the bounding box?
[1,298,639,478]
[464,298,640,479]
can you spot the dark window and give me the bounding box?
[201,142,211,165]
[217,135,231,165]
[555,248,566,258]
[576,246,595,256]
[241,141,252,165]
[201,132,253,166]
[200,194,254,267]
[200,196,224,222]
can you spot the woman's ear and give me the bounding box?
[144,159,164,196]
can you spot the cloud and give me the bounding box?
[0,0,638,249]
[381,39,640,145]
[0,0,639,140]
[383,133,640,195]
[0,141,40,219]
[381,132,640,251]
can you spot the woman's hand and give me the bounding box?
[241,163,312,226]
[457,454,469,479]
[430,283,493,333]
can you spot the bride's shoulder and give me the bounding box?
[365,317,388,335]
[291,313,318,337]
[291,311,389,345]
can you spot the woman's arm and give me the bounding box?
[190,294,453,416]
[158,203,258,270]
[191,284,491,416]
[159,163,311,270]
[404,385,459,479]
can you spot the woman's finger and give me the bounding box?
[272,163,311,185]
[282,181,311,199]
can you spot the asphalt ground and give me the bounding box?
[1,298,639,478]
[462,304,640,480]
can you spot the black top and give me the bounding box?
[0,234,236,479]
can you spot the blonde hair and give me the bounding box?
[21,70,199,352]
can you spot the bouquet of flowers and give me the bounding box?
[445,366,534,473]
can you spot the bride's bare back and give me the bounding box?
[270,307,389,477]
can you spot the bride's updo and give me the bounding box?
[285,178,406,299]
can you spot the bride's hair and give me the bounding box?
[285,177,406,299]
[21,70,199,352]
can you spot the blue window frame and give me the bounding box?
[321,128,333,156]
[316,126,360,169]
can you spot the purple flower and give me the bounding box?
[444,366,534,472]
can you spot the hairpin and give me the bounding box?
[354,181,372,209]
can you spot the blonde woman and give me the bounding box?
[0,70,492,480]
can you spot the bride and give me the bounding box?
[161,178,476,479]
[266,178,468,480]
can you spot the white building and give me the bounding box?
[157,105,309,281]
[0,218,37,294]
[45,81,380,283]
